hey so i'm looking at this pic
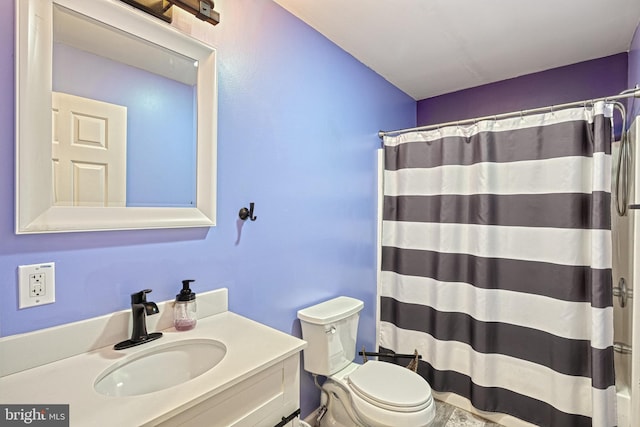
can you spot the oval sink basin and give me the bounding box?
[94,339,226,397]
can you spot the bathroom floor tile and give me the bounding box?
[433,400,504,427]
[445,408,488,426]
[434,400,456,425]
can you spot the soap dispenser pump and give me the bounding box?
[174,279,197,331]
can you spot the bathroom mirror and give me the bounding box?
[15,0,217,233]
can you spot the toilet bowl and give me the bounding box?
[321,361,435,427]
[297,297,435,427]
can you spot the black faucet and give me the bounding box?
[114,289,163,350]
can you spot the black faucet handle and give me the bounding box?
[131,289,154,304]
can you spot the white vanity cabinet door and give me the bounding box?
[154,354,301,427]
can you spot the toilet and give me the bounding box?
[297,297,435,427]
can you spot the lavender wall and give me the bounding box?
[417,53,628,126]
[629,23,640,120]
[0,0,415,417]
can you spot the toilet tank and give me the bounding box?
[297,296,364,376]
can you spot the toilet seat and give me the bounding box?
[347,361,433,412]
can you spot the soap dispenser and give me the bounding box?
[174,279,197,331]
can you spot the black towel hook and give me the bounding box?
[239,202,257,221]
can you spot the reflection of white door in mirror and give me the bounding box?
[16,0,217,233]
[52,92,127,207]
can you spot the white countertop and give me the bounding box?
[0,311,306,426]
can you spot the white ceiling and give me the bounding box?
[273,0,640,100]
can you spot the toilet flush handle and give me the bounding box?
[325,326,336,334]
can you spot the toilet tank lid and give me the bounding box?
[297,297,364,325]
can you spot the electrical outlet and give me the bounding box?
[30,273,46,296]
[18,263,55,308]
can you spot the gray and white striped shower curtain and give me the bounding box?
[378,102,617,427]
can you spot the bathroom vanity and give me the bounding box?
[0,289,306,426]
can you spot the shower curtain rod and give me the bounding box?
[378,88,640,139]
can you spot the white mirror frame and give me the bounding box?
[15,0,217,233]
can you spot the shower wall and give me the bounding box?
[626,23,640,426]
[628,118,640,425]
[611,130,636,427]
[629,24,640,119]
[613,116,640,427]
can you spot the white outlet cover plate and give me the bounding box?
[18,262,56,308]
